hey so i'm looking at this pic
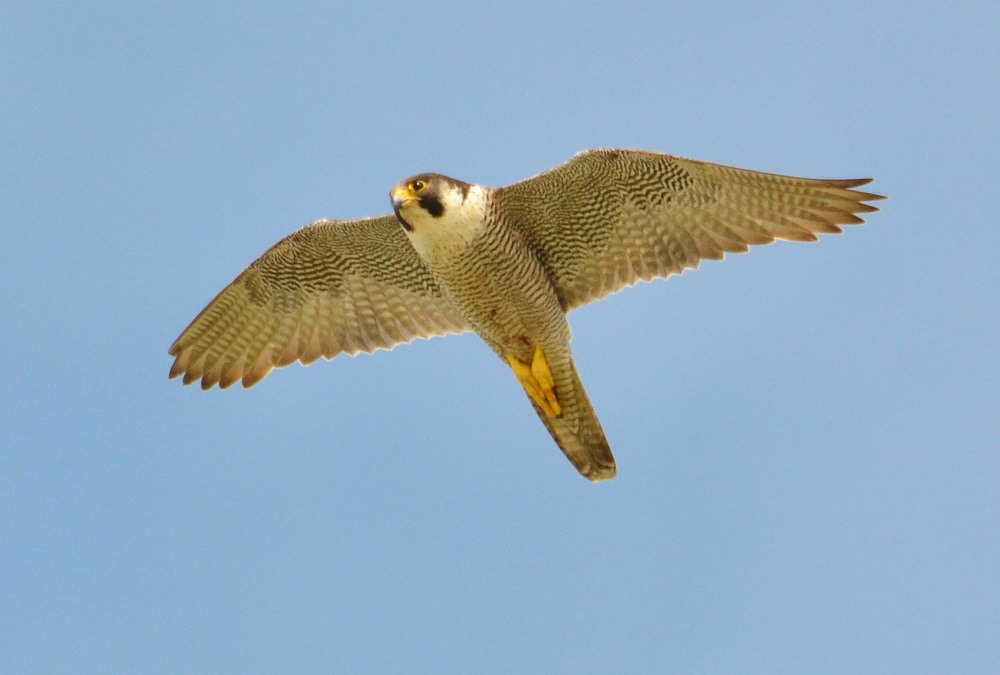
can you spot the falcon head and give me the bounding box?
[390,174,463,230]
[390,173,489,261]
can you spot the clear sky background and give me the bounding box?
[2,2,997,673]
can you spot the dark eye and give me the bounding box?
[412,179,426,192]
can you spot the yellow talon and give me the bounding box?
[508,346,562,418]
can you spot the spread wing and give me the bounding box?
[496,149,885,310]
[169,215,470,389]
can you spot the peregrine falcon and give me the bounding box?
[168,149,883,481]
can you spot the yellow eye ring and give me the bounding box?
[411,180,426,192]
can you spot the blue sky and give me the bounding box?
[2,1,997,672]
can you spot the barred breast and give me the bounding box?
[428,204,570,366]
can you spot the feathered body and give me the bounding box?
[169,149,884,481]
[394,178,614,478]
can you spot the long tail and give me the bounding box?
[529,359,617,481]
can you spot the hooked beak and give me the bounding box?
[391,186,414,210]
[390,186,415,231]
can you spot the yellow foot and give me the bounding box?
[508,346,562,418]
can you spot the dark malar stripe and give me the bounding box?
[419,194,445,218]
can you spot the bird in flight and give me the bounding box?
[169,149,883,481]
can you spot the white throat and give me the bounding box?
[405,184,489,265]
